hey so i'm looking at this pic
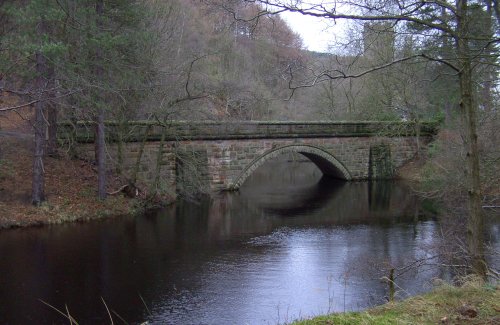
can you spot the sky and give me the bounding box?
[280,9,347,53]
[281,12,331,52]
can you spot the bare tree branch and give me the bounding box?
[0,89,82,112]
[286,53,459,98]
[240,0,457,37]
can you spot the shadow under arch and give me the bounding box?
[230,144,352,190]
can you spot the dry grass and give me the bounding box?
[293,279,499,325]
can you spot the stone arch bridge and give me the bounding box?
[62,121,437,193]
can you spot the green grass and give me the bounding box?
[293,280,499,325]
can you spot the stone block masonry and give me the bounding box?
[60,121,437,194]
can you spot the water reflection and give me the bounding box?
[0,157,497,324]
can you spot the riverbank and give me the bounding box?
[0,136,144,229]
[293,280,499,324]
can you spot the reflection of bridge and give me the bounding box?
[63,121,437,192]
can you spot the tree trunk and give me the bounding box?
[46,66,57,157]
[96,106,106,200]
[116,121,124,176]
[152,125,167,194]
[32,51,47,206]
[415,118,420,156]
[481,4,495,115]
[132,125,152,185]
[457,0,487,278]
[95,0,106,200]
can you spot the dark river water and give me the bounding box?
[0,157,498,324]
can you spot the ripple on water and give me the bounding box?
[246,227,294,246]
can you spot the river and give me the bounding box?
[0,156,498,324]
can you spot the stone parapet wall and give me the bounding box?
[59,120,437,143]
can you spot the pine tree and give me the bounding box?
[1,0,154,202]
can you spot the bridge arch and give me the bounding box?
[230,144,352,190]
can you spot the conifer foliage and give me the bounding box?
[1,0,155,204]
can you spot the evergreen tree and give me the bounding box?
[1,0,154,202]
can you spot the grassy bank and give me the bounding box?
[293,280,499,324]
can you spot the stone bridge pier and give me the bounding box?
[63,121,436,194]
